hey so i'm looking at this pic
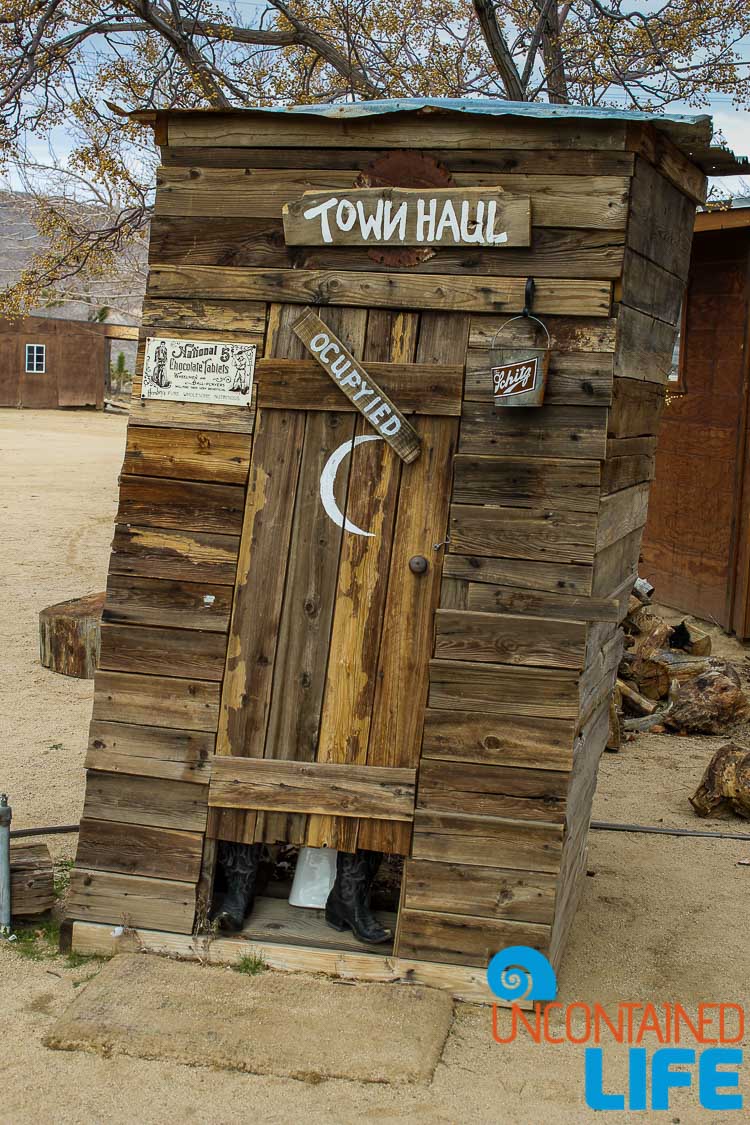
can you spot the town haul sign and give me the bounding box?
[282,187,531,248]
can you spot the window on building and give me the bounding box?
[25,344,46,373]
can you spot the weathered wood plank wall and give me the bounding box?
[67,109,701,974]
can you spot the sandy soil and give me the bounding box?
[1,409,749,1125]
[0,409,126,842]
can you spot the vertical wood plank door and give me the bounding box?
[210,305,459,855]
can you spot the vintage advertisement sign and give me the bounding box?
[292,308,421,463]
[492,350,550,408]
[283,187,531,248]
[141,337,256,406]
[493,357,540,398]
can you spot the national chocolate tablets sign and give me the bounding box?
[141,337,256,406]
[283,187,531,248]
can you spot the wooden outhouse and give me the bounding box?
[64,100,745,1001]
[0,315,138,409]
[641,205,750,636]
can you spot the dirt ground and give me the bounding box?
[1,409,749,1125]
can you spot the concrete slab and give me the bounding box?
[43,954,454,1084]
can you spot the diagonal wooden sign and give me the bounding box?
[292,308,421,463]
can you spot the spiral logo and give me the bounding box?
[486,946,557,1003]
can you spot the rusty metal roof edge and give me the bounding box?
[129,97,747,174]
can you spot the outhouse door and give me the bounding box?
[207,305,462,857]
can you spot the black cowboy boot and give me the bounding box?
[212,841,261,932]
[325,849,392,945]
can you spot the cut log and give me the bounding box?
[39,592,105,679]
[690,743,750,819]
[670,620,712,657]
[617,677,657,716]
[605,696,621,752]
[632,615,673,653]
[10,841,55,917]
[618,652,670,700]
[619,650,735,703]
[626,594,642,617]
[659,652,731,682]
[666,671,749,735]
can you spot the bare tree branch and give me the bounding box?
[472,0,525,100]
[268,0,382,96]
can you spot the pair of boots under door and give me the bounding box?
[211,843,391,945]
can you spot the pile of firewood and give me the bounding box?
[607,580,750,750]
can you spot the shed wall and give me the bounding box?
[0,318,107,409]
[641,229,750,631]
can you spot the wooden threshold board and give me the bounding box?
[239,895,396,955]
[70,921,506,1005]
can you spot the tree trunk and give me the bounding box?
[39,592,105,679]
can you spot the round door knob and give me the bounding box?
[409,555,429,575]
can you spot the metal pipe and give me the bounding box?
[0,794,11,934]
[590,819,750,842]
[9,824,78,840]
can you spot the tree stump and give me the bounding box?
[39,592,105,679]
[10,840,55,917]
[665,666,749,734]
[690,743,750,819]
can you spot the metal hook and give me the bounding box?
[523,277,535,318]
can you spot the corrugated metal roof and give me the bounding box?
[133,97,748,175]
[223,96,712,129]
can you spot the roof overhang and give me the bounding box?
[129,97,749,177]
[696,207,750,233]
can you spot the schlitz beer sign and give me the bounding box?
[493,357,540,399]
[283,187,531,248]
[491,350,550,408]
[141,337,256,406]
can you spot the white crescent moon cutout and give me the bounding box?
[320,434,382,537]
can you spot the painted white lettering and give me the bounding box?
[485,200,509,246]
[320,341,340,364]
[460,200,485,245]
[352,380,374,402]
[416,197,437,242]
[356,199,384,240]
[330,355,352,379]
[310,332,330,353]
[380,415,402,436]
[493,360,537,395]
[335,199,357,232]
[362,395,382,415]
[303,199,338,244]
[369,402,391,425]
[340,370,362,389]
[383,201,408,242]
[435,200,461,243]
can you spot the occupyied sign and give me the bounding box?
[292,308,421,464]
[141,337,256,406]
